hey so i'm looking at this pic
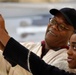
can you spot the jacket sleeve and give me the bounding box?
[3,38,76,75]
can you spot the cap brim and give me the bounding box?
[49,9,61,15]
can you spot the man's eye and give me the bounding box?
[59,24,65,30]
[53,20,57,25]
[58,25,65,31]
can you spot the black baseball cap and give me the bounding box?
[49,7,76,30]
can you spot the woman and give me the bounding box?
[67,34,76,69]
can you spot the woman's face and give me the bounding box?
[67,34,76,69]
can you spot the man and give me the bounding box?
[22,7,76,72]
[0,7,76,75]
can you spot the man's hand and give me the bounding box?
[0,14,6,50]
[0,14,10,51]
[0,14,8,33]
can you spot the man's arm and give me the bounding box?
[0,14,10,47]
[0,28,10,47]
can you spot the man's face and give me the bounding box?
[67,34,76,69]
[45,14,74,49]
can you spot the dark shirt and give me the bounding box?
[3,38,76,75]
